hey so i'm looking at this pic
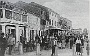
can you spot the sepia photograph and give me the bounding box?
[0,0,89,56]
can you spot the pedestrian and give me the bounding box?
[86,40,89,56]
[81,38,84,48]
[62,39,65,49]
[65,37,69,48]
[51,35,55,56]
[75,38,81,55]
[70,38,74,49]
[8,34,15,55]
[58,40,62,49]
[0,33,7,56]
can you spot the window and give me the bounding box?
[5,10,12,19]
[47,21,48,25]
[0,25,2,32]
[52,20,53,25]
[49,12,51,14]
[22,15,27,22]
[52,13,53,16]
[0,9,3,18]
[55,15,57,17]
[40,19,46,25]
[55,21,56,26]
[13,12,21,21]
[49,19,51,25]
[55,15,56,17]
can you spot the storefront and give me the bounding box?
[0,23,27,43]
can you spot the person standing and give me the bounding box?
[81,37,84,48]
[8,34,15,55]
[51,34,55,56]
[62,39,65,49]
[76,38,81,55]
[0,33,7,56]
[51,38,55,56]
[65,37,69,48]
[86,40,89,56]
[70,37,74,49]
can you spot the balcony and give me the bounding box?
[0,8,28,25]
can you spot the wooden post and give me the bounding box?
[72,45,74,56]
[19,42,23,55]
[55,46,58,56]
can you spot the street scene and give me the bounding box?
[0,0,89,56]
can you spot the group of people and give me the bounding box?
[57,34,74,49]
[75,35,89,55]
[0,31,89,56]
[57,33,89,55]
[0,33,15,56]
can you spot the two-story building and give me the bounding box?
[45,8,60,37]
[0,1,28,42]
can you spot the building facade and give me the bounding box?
[27,13,40,41]
[0,7,28,42]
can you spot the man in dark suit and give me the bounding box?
[0,33,7,56]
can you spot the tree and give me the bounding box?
[83,28,88,35]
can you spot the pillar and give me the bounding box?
[36,43,41,56]
[26,27,29,42]
[16,25,23,54]
[16,25,19,42]
[2,8,5,19]
[2,24,5,33]
[55,46,58,56]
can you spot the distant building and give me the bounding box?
[48,8,58,28]
[71,28,82,34]
[64,18,72,30]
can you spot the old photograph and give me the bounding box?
[0,0,89,56]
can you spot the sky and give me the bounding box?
[3,0,90,31]
[43,0,89,29]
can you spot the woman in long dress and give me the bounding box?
[76,38,81,55]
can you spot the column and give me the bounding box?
[21,14,22,22]
[2,24,5,33]
[12,11,14,20]
[36,43,40,56]
[26,27,29,42]
[2,8,5,19]
[16,25,23,54]
[16,25,19,42]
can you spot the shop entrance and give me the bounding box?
[6,25,16,42]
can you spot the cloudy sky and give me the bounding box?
[5,0,90,31]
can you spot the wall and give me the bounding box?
[27,13,40,40]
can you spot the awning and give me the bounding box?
[45,26,63,31]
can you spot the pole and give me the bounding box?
[81,46,82,56]
[55,46,58,56]
[19,42,23,55]
[72,45,74,56]
[55,39,58,56]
